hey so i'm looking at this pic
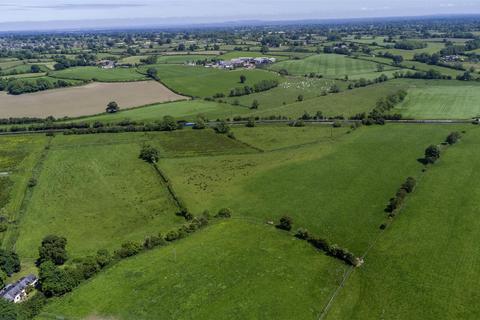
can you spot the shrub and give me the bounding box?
[295,228,310,240]
[446,132,461,145]
[0,249,20,276]
[424,145,441,164]
[37,235,68,266]
[95,249,112,268]
[139,144,159,163]
[276,216,293,231]
[114,241,142,258]
[216,208,232,218]
[332,120,342,128]
[246,117,256,127]
[165,230,179,242]
[402,177,417,193]
[144,235,167,249]
[214,120,230,134]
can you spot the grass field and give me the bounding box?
[77,100,249,123]
[140,64,281,97]
[14,134,183,262]
[50,66,148,82]
[392,81,480,119]
[39,220,346,320]
[225,76,345,110]
[247,79,409,118]
[328,126,480,319]
[269,54,394,78]
[375,41,445,60]
[160,124,464,254]
[0,81,185,118]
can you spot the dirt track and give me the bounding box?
[0,81,187,118]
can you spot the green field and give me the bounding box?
[225,76,345,110]
[140,64,281,97]
[160,124,463,253]
[269,54,394,78]
[392,81,480,119]
[328,126,480,319]
[50,66,148,82]
[39,220,345,320]
[247,79,409,118]
[14,134,183,263]
[76,100,250,123]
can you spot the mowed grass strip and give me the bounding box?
[39,220,346,320]
[392,81,480,119]
[15,138,183,261]
[269,54,393,78]
[328,127,480,320]
[140,64,281,97]
[161,124,468,254]
[50,66,148,82]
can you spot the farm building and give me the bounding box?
[207,57,276,69]
[0,275,38,303]
[98,60,116,69]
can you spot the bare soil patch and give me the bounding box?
[0,81,187,118]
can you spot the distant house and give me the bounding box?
[0,275,38,303]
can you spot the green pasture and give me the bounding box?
[140,64,281,97]
[269,54,393,78]
[392,81,480,119]
[225,77,345,110]
[14,135,182,262]
[160,124,463,254]
[50,66,148,82]
[328,126,480,319]
[75,100,250,123]
[248,79,408,118]
[39,220,345,320]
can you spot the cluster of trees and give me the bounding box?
[393,69,451,80]
[351,89,407,123]
[0,77,76,95]
[228,79,279,97]
[379,52,404,65]
[53,53,96,70]
[385,177,417,215]
[394,40,427,50]
[348,73,389,89]
[0,249,21,288]
[292,228,361,266]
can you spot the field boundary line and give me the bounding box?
[316,133,469,319]
[2,136,54,251]
[151,163,185,211]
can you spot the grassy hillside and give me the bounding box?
[328,126,480,319]
[39,220,346,320]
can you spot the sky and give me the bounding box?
[0,0,479,25]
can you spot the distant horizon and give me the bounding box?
[0,0,480,32]
[1,13,480,33]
